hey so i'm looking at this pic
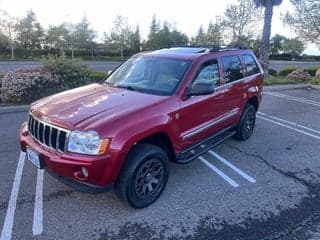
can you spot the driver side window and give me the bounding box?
[193,60,220,87]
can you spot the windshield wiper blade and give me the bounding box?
[115,85,138,91]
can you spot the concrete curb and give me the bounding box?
[310,84,320,90]
[0,104,29,114]
[263,84,310,91]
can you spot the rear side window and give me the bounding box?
[193,60,220,87]
[242,54,260,76]
[222,55,244,83]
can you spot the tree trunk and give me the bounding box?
[120,48,124,60]
[10,45,14,61]
[260,0,274,78]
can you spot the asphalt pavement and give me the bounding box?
[0,87,320,240]
[0,60,319,74]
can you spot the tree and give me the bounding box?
[269,34,286,55]
[283,0,320,48]
[254,0,283,76]
[145,17,188,50]
[46,23,69,51]
[206,20,224,46]
[109,15,131,60]
[147,15,161,49]
[15,10,44,57]
[0,10,18,60]
[128,25,141,53]
[74,16,95,50]
[223,0,262,45]
[282,38,305,57]
[194,25,206,45]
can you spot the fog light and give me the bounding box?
[81,167,88,178]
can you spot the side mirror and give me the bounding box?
[185,82,215,97]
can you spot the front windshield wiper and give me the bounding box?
[114,84,138,91]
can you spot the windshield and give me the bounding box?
[106,56,192,95]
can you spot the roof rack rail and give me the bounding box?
[209,45,247,53]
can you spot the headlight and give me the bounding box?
[67,130,109,155]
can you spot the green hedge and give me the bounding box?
[268,68,277,76]
[42,55,91,89]
[304,66,320,77]
[89,72,107,83]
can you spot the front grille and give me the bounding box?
[28,114,69,152]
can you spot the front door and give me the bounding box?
[177,58,231,149]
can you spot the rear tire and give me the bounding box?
[234,104,256,141]
[114,143,169,208]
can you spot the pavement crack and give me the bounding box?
[224,143,313,189]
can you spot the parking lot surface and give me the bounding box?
[0,87,320,240]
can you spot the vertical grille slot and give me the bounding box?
[27,114,69,152]
[44,125,50,146]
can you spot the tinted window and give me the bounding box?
[242,54,260,76]
[193,60,220,87]
[222,55,244,83]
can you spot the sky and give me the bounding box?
[0,0,319,55]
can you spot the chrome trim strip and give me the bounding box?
[49,126,52,148]
[181,108,239,140]
[56,130,61,151]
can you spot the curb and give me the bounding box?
[0,104,29,114]
[310,84,320,90]
[263,84,310,91]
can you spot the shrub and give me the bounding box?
[42,55,91,89]
[268,68,277,77]
[0,68,64,104]
[304,66,320,77]
[278,66,299,77]
[287,69,311,82]
[316,69,320,78]
[310,77,320,85]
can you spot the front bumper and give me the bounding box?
[20,122,118,187]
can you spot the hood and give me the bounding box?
[30,83,166,129]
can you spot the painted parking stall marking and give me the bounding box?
[257,112,320,140]
[0,152,25,240]
[208,150,256,183]
[263,92,320,107]
[199,156,240,187]
[0,152,45,240]
[199,150,256,188]
[33,169,44,236]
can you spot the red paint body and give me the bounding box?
[20,49,263,187]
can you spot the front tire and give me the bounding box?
[114,144,169,208]
[234,104,256,141]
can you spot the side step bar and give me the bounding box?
[176,127,236,164]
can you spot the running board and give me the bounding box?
[176,128,236,164]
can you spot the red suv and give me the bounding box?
[20,46,263,208]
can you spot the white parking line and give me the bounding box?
[0,152,25,240]
[263,92,320,107]
[258,112,320,135]
[208,150,256,183]
[32,169,44,236]
[199,156,239,187]
[257,115,320,140]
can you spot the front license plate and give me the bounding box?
[26,148,43,169]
